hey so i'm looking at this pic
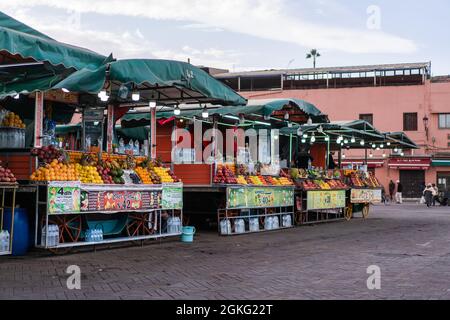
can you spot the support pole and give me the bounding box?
[289,134,293,168]
[150,106,157,159]
[326,136,330,169]
[106,104,114,153]
[34,91,44,148]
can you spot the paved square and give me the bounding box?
[1,204,450,300]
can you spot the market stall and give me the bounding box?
[121,98,327,234]
[280,121,418,224]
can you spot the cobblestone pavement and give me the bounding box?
[1,204,450,300]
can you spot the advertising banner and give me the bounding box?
[306,190,346,210]
[47,182,81,214]
[227,186,294,209]
[350,188,382,204]
[162,184,183,209]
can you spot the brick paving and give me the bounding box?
[1,204,450,300]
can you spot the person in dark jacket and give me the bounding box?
[423,184,434,208]
[388,180,395,202]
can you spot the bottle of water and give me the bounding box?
[41,226,47,246]
[4,231,10,252]
[134,140,140,156]
[272,216,279,229]
[0,231,5,252]
[167,217,173,234]
[53,225,59,246]
[85,229,91,242]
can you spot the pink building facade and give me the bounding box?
[214,63,450,198]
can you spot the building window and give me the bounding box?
[403,113,418,131]
[439,114,450,129]
[359,114,373,125]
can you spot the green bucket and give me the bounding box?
[181,226,196,243]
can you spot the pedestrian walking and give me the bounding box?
[389,180,395,202]
[395,180,403,204]
[423,184,434,208]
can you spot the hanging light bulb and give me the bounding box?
[303,133,308,139]
[179,118,184,123]
[340,142,344,146]
[400,152,405,156]
[149,101,157,109]
[301,138,306,143]
[342,152,346,159]
[324,136,330,142]
[376,147,380,151]
[98,90,109,102]
[380,143,384,148]
[386,142,391,146]
[360,140,365,146]
[131,91,140,101]
[297,128,303,137]
[13,94,20,100]
[202,105,209,119]
[351,136,356,143]
[344,139,349,144]
[311,133,316,143]
[372,144,376,149]
[174,106,181,116]
[394,147,399,153]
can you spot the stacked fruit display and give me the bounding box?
[298,180,321,190]
[213,164,237,184]
[327,179,348,189]
[349,172,365,187]
[153,167,174,183]
[31,159,78,182]
[236,175,248,185]
[277,177,294,186]
[76,164,103,184]
[249,175,266,185]
[367,172,381,188]
[135,167,153,184]
[0,161,17,183]
[31,145,66,164]
[1,111,25,129]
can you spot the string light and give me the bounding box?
[351,136,356,143]
[174,106,181,116]
[201,105,209,119]
[360,140,365,146]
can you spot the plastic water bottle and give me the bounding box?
[134,140,140,156]
[54,225,59,246]
[272,216,279,229]
[0,231,5,252]
[264,217,273,230]
[234,219,245,234]
[167,217,173,234]
[282,215,292,227]
[41,226,47,246]
[119,138,125,154]
[220,220,231,235]
[175,217,181,233]
[249,218,259,232]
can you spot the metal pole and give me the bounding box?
[326,136,330,169]
[289,134,293,168]
[365,148,368,165]
[150,107,157,159]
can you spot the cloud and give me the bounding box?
[2,7,240,69]
[0,0,417,54]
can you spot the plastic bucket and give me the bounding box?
[3,208,30,256]
[181,226,196,243]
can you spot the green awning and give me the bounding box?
[0,11,111,98]
[0,12,110,71]
[383,132,418,149]
[53,59,247,106]
[432,160,450,167]
[121,98,326,125]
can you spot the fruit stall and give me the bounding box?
[343,169,383,220]
[32,151,183,252]
[214,164,295,235]
[121,98,329,234]
[291,168,349,225]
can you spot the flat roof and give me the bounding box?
[214,62,431,79]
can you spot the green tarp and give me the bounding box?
[0,11,111,98]
[53,59,247,106]
[0,11,109,71]
[431,160,450,167]
[121,98,326,124]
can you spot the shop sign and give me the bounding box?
[48,181,81,214]
[227,186,294,209]
[388,158,431,170]
[350,188,382,204]
[162,184,183,209]
[81,189,161,211]
[306,190,346,210]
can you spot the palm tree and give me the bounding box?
[306,49,321,69]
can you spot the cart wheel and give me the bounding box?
[295,212,307,225]
[41,215,82,254]
[126,212,155,237]
[362,204,370,219]
[344,206,353,221]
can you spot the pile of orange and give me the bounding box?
[135,167,153,184]
[31,159,79,181]
[2,111,26,129]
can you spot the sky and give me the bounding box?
[1,0,449,75]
